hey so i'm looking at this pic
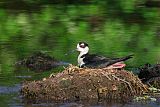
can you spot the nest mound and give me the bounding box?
[138,63,160,82]
[15,52,64,71]
[138,63,160,88]
[146,77,160,89]
[21,65,148,102]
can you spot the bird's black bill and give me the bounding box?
[65,49,77,55]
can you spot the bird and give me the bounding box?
[76,42,133,68]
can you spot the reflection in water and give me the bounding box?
[9,98,160,107]
[0,0,160,106]
[0,84,21,94]
[15,52,70,72]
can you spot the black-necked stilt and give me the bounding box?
[76,42,133,68]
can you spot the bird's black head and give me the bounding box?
[77,42,89,52]
[78,42,88,48]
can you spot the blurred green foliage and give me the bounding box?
[0,0,160,75]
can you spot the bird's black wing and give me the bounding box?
[83,54,111,67]
[83,54,133,68]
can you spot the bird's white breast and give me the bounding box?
[78,54,85,67]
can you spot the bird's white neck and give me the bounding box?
[77,48,89,67]
[79,51,88,57]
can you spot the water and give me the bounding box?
[0,1,160,106]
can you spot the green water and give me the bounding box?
[0,0,160,106]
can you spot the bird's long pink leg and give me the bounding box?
[107,62,126,69]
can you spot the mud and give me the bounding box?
[21,65,148,102]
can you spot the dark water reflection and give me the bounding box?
[8,98,160,107]
[0,1,160,106]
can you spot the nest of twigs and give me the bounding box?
[138,63,160,88]
[146,77,160,89]
[21,65,148,102]
[15,52,63,71]
[138,63,160,82]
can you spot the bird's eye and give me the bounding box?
[80,45,85,48]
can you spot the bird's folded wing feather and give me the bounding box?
[84,54,111,63]
[83,54,133,67]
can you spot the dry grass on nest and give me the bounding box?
[21,65,148,102]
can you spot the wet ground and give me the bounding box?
[0,66,160,107]
[1,1,160,106]
[1,91,160,107]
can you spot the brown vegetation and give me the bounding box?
[138,63,160,88]
[15,52,64,72]
[21,65,148,102]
